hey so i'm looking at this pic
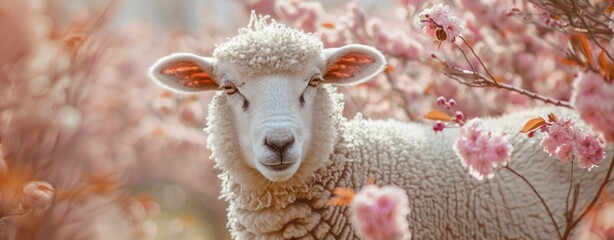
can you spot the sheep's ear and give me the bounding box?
[148,53,219,93]
[321,44,386,85]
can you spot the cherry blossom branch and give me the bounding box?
[437,58,574,109]
[453,43,477,77]
[561,154,614,239]
[384,71,417,121]
[570,0,614,64]
[568,184,581,229]
[564,160,574,224]
[459,36,498,87]
[432,35,574,108]
[505,166,562,238]
[526,0,613,39]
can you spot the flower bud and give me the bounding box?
[433,121,445,132]
[436,96,447,107]
[448,99,457,108]
[455,111,464,121]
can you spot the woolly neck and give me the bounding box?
[205,86,347,210]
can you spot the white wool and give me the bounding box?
[206,84,613,239]
[213,11,323,76]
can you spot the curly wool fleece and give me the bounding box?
[213,12,323,76]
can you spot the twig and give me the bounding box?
[437,60,574,108]
[570,184,581,226]
[565,159,574,225]
[561,154,614,239]
[384,71,416,121]
[570,0,614,64]
[454,43,478,76]
[505,166,562,238]
[459,36,499,87]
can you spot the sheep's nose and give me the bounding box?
[264,136,295,154]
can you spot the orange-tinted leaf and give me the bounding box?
[548,113,557,122]
[160,91,173,98]
[327,188,355,206]
[423,83,434,95]
[321,22,336,29]
[151,127,165,137]
[605,4,614,15]
[384,65,394,73]
[423,110,453,122]
[520,117,547,133]
[560,56,583,67]
[493,76,505,83]
[88,174,117,194]
[179,215,195,226]
[570,34,594,68]
[367,177,375,185]
[598,51,614,80]
[183,95,198,103]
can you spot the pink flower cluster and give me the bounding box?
[571,72,614,143]
[350,185,411,240]
[453,118,514,181]
[419,4,464,42]
[540,116,605,170]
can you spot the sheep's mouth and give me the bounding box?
[262,162,294,171]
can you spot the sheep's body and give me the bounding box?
[208,87,612,239]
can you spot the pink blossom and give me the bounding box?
[609,12,614,33]
[453,118,513,180]
[21,181,55,209]
[541,118,576,155]
[555,143,574,163]
[571,72,614,143]
[575,133,605,170]
[350,185,411,240]
[537,114,606,170]
[419,4,464,42]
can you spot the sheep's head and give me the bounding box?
[148,13,385,183]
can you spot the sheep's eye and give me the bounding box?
[222,82,238,94]
[308,74,322,87]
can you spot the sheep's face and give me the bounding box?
[149,44,386,182]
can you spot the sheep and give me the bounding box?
[148,12,613,239]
